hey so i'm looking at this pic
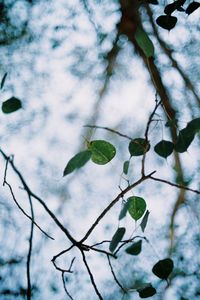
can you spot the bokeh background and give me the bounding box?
[0,0,199,299]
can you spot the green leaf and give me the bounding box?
[140,210,150,232]
[134,26,154,58]
[109,227,126,253]
[174,118,200,153]
[137,284,157,298]
[129,138,150,157]
[88,140,116,165]
[156,15,177,30]
[123,160,129,175]
[154,140,174,158]
[1,73,7,89]
[128,196,147,221]
[2,97,22,114]
[187,118,200,134]
[118,200,130,220]
[63,150,91,176]
[174,128,195,153]
[152,258,174,279]
[125,240,142,255]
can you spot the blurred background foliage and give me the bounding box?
[0,0,199,299]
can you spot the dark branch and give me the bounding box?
[150,176,200,194]
[26,195,34,300]
[107,254,127,293]
[81,250,103,300]
[0,148,77,245]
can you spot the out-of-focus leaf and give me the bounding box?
[119,200,130,220]
[164,1,179,15]
[129,138,150,156]
[63,150,91,176]
[137,284,157,298]
[109,227,126,253]
[2,97,22,114]
[174,118,200,152]
[187,118,200,133]
[185,1,200,15]
[88,140,116,165]
[140,210,150,232]
[134,26,154,58]
[154,140,174,158]
[128,196,146,221]
[152,258,174,279]
[174,128,195,153]
[156,15,177,30]
[125,240,142,255]
[123,160,130,175]
[147,0,158,4]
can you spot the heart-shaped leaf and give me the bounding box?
[109,227,126,253]
[63,150,91,176]
[154,140,174,158]
[88,140,116,165]
[134,26,154,58]
[152,258,174,279]
[2,97,22,114]
[128,196,146,221]
[129,138,150,156]
[185,1,200,15]
[156,15,177,30]
[140,210,150,232]
[125,240,142,255]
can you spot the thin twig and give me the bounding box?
[52,246,74,262]
[107,254,127,293]
[88,245,117,258]
[84,125,133,140]
[141,97,161,176]
[150,176,200,194]
[81,250,103,300]
[27,195,34,300]
[62,272,74,300]
[0,148,77,245]
[3,178,54,240]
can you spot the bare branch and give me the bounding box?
[141,97,161,176]
[150,176,200,194]
[81,250,103,300]
[62,272,74,300]
[83,125,133,140]
[107,254,127,293]
[27,195,34,300]
[4,170,54,240]
[0,148,77,245]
